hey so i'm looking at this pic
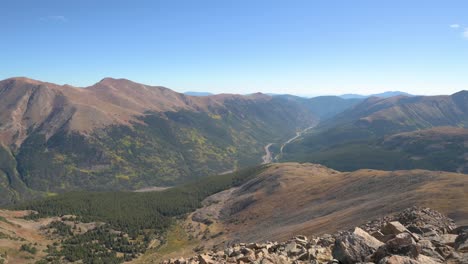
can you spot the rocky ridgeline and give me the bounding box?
[162,207,468,264]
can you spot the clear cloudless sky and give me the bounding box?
[1,0,467,96]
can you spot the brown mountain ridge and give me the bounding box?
[0,77,317,205]
[0,77,272,148]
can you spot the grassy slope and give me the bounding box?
[282,92,468,172]
[0,145,39,207]
[283,127,468,173]
[0,78,317,205]
[191,163,468,243]
[124,162,468,263]
[9,96,314,199]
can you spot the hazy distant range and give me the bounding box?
[185,90,414,98]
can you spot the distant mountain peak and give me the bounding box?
[96,77,140,86]
[373,91,413,98]
[2,77,50,86]
[340,91,413,99]
[184,91,214,96]
[452,90,468,97]
[247,92,271,99]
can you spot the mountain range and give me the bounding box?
[185,91,413,99]
[339,91,414,99]
[183,91,214,96]
[281,91,468,173]
[271,94,363,120]
[1,77,467,206]
[1,77,467,264]
[0,77,321,205]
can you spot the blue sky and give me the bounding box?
[1,0,467,96]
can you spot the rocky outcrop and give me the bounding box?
[332,227,383,263]
[163,207,468,263]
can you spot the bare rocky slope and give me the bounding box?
[135,163,468,262]
[164,207,468,264]
[189,163,468,244]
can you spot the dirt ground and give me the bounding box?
[0,209,59,263]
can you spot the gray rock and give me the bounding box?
[431,233,458,247]
[417,239,444,261]
[354,227,385,249]
[416,254,442,263]
[225,247,235,257]
[297,251,310,261]
[332,229,380,264]
[294,235,308,246]
[308,245,332,263]
[445,251,468,264]
[236,254,255,263]
[372,233,421,263]
[455,231,468,252]
[377,255,420,264]
[285,241,305,256]
[450,225,468,235]
[315,234,335,247]
[371,230,395,243]
[386,233,416,249]
[241,247,254,255]
[435,245,454,259]
[397,207,456,235]
[198,254,214,264]
[260,254,289,264]
[175,258,187,264]
[382,222,408,236]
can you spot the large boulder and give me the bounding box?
[455,231,468,252]
[175,258,186,264]
[308,245,333,263]
[431,234,458,247]
[378,254,441,264]
[284,241,305,256]
[354,227,385,249]
[416,239,444,261]
[372,233,421,263]
[416,254,443,264]
[397,207,456,235]
[378,255,420,264]
[260,254,290,264]
[198,254,214,264]
[332,228,383,264]
[382,221,408,236]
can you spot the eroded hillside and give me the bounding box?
[190,163,468,242]
[134,163,468,262]
[0,77,317,205]
[162,207,468,264]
